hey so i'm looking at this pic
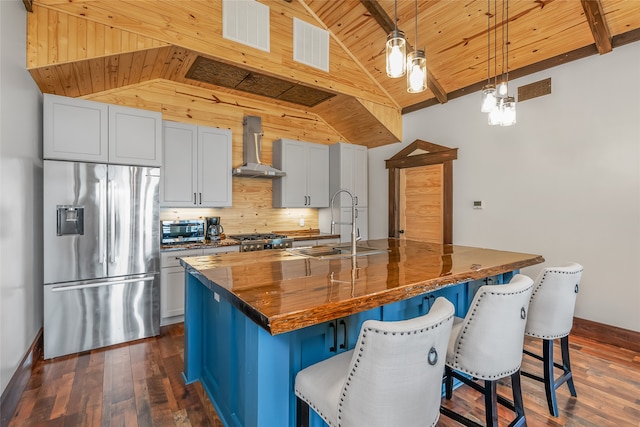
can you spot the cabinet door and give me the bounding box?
[160,248,202,324]
[339,207,368,242]
[161,121,198,207]
[198,127,232,207]
[273,139,308,207]
[353,145,368,207]
[109,105,162,166]
[160,266,187,322]
[337,143,355,206]
[306,143,329,208]
[43,94,108,162]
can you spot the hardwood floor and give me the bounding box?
[6,324,640,426]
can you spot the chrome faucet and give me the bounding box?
[330,189,360,256]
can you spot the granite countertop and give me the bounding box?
[161,230,339,252]
[180,238,544,335]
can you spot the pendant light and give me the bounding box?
[407,0,426,93]
[386,0,406,78]
[484,0,516,126]
[480,0,496,112]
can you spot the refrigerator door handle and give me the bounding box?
[108,179,116,263]
[99,178,107,264]
[51,276,155,292]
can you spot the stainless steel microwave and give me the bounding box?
[161,219,205,244]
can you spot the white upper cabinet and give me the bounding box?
[161,121,198,206]
[108,105,162,166]
[161,121,232,207]
[44,94,162,166]
[44,94,109,162]
[330,142,368,207]
[198,126,232,207]
[272,139,329,208]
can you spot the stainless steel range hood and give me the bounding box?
[233,116,286,178]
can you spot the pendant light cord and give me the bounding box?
[493,0,497,86]
[394,0,398,32]
[414,0,418,49]
[505,0,509,84]
[487,0,491,84]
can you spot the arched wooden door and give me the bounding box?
[386,140,457,244]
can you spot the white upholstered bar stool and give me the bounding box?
[441,274,534,427]
[294,297,455,427]
[522,262,583,417]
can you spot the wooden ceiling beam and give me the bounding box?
[360,0,395,33]
[359,0,448,104]
[581,0,613,54]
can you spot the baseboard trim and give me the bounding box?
[0,327,43,426]
[573,317,640,353]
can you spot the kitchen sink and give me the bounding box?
[286,244,388,259]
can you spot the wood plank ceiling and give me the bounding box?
[26,0,640,148]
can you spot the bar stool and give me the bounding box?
[522,262,583,417]
[294,297,454,427]
[441,274,534,427]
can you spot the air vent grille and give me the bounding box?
[293,18,329,72]
[223,0,270,52]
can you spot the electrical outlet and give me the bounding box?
[299,218,305,226]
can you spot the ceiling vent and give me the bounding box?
[223,0,270,52]
[293,18,329,72]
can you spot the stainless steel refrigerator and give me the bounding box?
[43,160,160,359]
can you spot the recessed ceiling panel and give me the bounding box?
[185,56,249,88]
[186,56,335,107]
[236,73,294,98]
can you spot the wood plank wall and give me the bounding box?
[86,80,346,235]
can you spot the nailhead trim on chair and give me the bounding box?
[335,314,454,427]
[452,288,530,379]
[526,267,583,340]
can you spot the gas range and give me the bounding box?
[228,233,293,252]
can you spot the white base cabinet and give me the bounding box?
[160,246,239,325]
[44,93,162,166]
[272,139,329,208]
[161,121,232,207]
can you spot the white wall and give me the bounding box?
[0,0,44,394]
[368,42,640,332]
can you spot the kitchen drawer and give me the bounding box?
[161,249,203,268]
[202,246,239,256]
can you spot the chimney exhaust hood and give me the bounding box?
[233,115,286,178]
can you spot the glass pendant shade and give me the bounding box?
[481,84,497,112]
[386,30,407,78]
[488,98,503,125]
[501,96,516,126]
[407,50,427,93]
[496,80,509,98]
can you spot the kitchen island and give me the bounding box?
[180,238,544,427]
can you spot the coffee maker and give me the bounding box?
[205,216,224,241]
